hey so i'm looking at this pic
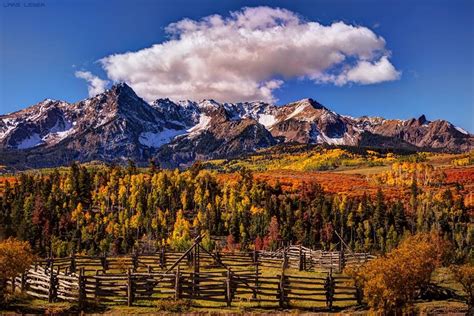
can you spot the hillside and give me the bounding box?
[207,148,474,206]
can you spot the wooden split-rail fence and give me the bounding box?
[259,245,374,272]
[7,240,373,309]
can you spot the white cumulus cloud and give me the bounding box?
[74,71,109,97]
[344,56,401,85]
[97,6,400,103]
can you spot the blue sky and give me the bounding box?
[1,0,473,131]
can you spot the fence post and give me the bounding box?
[214,248,221,266]
[78,268,86,308]
[11,276,15,293]
[160,247,165,269]
[193,244,200,297]
[253,261,259,299]
[283,249,288,270]
[174,265,181,300]
[48,263,56,303]
[355,284,363,305]
[303,252,306,271]
[225,269,232,307]
[127,268,134,306]
[94,270,100,299]
[187,250,193,266]
[70,252,76,274]
[132,252,139,272]
[329,252,333,271]
[100,253,108,272]
[324,269,335,310]
[339,247,345,273]
[298,245,303,271]
[278,268,287,308]
[20,272,26,292]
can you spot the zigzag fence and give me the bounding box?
[7,244,373,309]
[259,245,375,271]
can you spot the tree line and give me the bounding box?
[0,162,471,261]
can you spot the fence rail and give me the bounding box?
[7,245,373,309]
[35,246,374,274]
[8,265,357,308]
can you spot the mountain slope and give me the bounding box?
[0,83,471,169]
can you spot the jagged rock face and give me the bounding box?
[354,115,472,152]
[0,83,472,169]
[269,99,353,145]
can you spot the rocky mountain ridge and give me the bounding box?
[0,83,471,169]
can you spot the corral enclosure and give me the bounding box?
[8,239,373,310]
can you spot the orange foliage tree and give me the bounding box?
[450,264,474,313]
[263,216,280,251]
[346,233,449,312]
[0,238,35,302]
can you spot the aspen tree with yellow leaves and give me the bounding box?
[168,210,192,251]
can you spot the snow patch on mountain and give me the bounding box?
[42,121,75,144]
[17,133,43,149]
[96,112,116,128]
[187,114,211,136]
[198,100,220,110]
[139,129,186,148]
[317,133,346,145]
[287,103,309,120]
[455,126,469,135]
[258,114,277,128]
[51,119,73,133]
[0,118,18,139]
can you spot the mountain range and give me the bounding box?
[0,83,472,170]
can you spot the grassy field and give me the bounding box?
[333,164,391,175]
[2,295,467,315]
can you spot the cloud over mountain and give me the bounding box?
[98,6,400,103]
[74,71,109,97]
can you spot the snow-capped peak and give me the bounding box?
[1,82,471,170]
[455,126,469,135]
[198,99,221,109]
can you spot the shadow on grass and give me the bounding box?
[1,293,108,315]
